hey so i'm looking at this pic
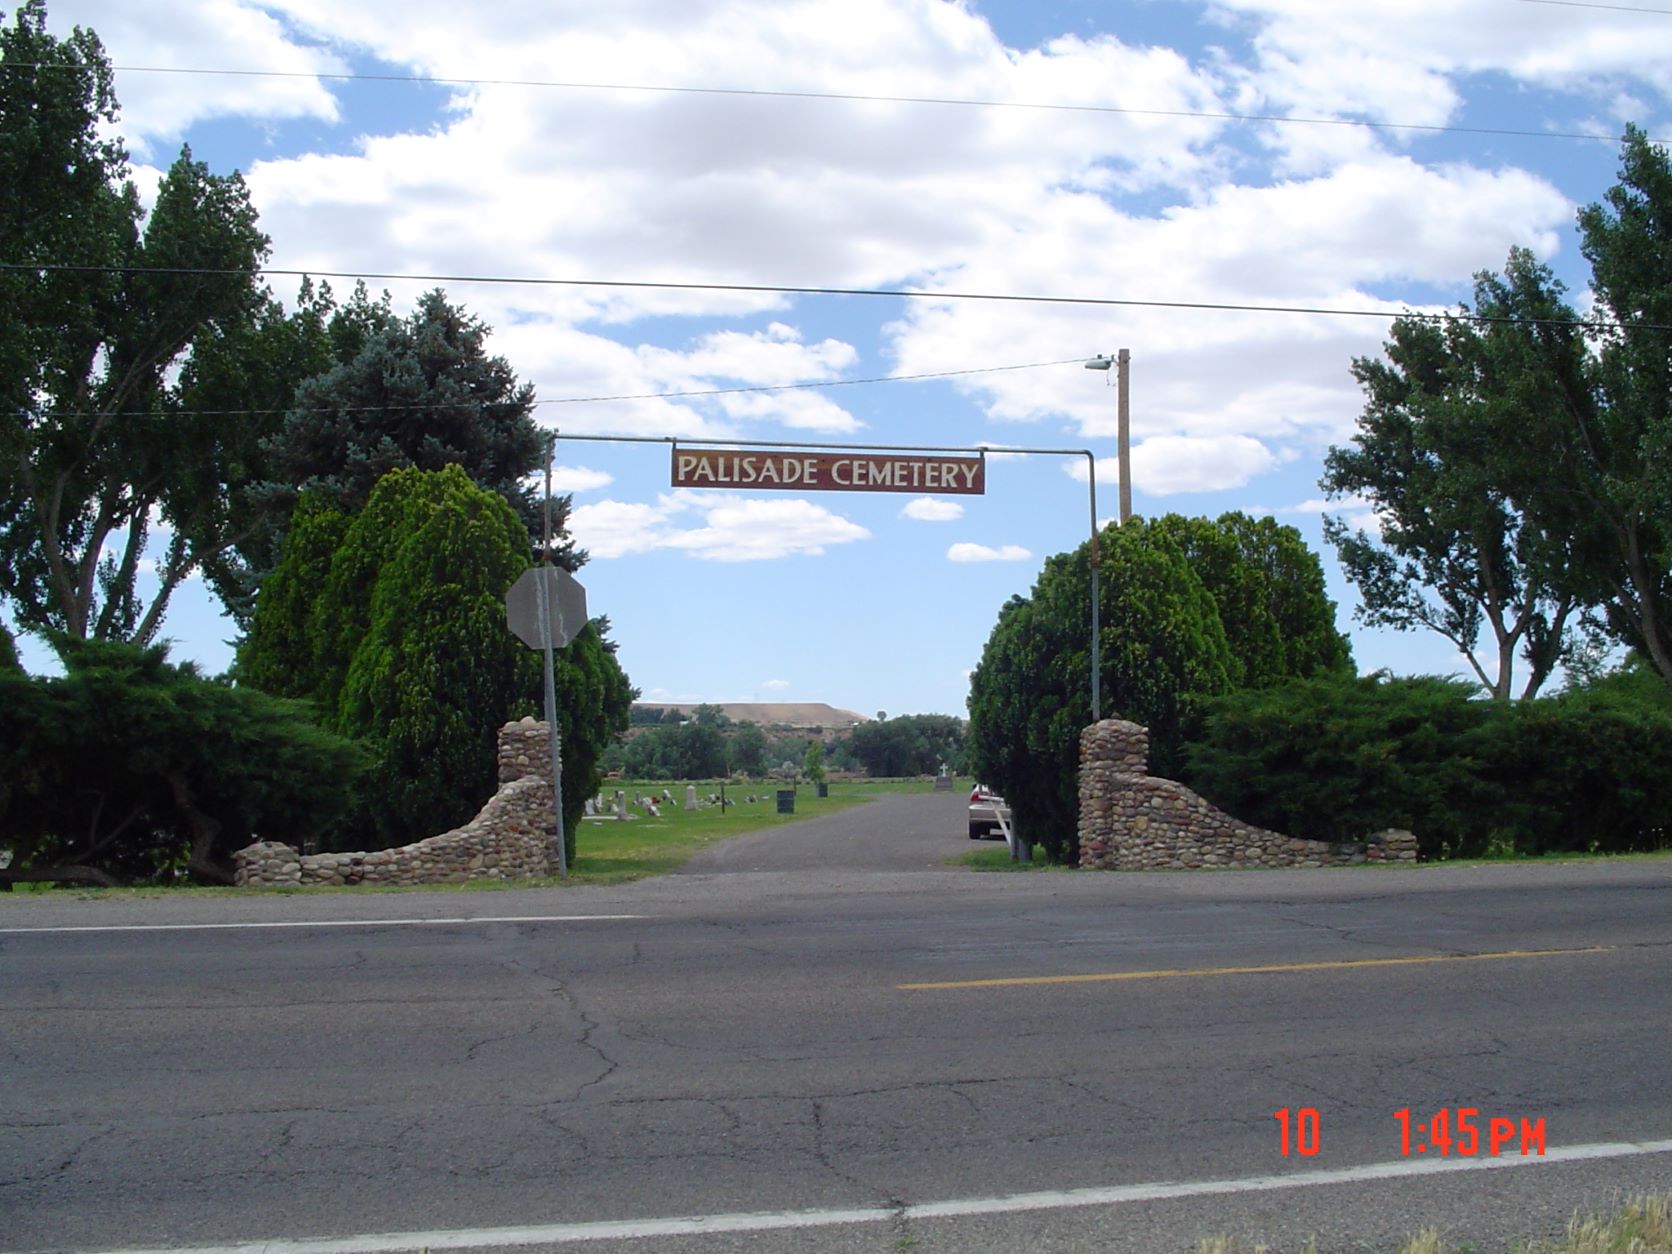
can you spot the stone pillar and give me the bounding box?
[497,717,552,786]
[233,841,303,887]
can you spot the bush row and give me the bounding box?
[1181,666,1672,859]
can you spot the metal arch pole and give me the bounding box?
[542,432,567,878]
[1087,453,1100,725]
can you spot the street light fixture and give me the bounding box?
[1085,349,1131,523]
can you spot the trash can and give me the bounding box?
[776,789,795,814]
[816,782,829,798]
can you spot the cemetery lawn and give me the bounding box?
[565,777,967,883]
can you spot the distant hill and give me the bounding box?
[633,702,871,730]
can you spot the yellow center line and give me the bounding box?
[896,945,1620,991]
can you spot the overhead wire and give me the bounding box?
[7,25,1664,424]
[8,60,1650,145]
[1515,0,1672,14]
[2,263,1658,334]
[29,358,1092,421]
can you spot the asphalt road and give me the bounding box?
[676,791,974,873]
[3,791,1669,1254]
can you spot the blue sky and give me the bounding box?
[15,0,1672,717]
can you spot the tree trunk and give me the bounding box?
[1623,524,1672,684]
[164,770,235,885]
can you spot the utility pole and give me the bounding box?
[1084,350,1132,522]
[1116,348,1131,524]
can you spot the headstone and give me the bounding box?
[685,785,699,812]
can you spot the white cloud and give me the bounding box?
[46,1,346,156]
[1281,496,1364,515]
[512,323,863,438]
[886,149,1568,458]
[176,0,1242,352]
[762,678,791,691]
[900,497,964,521]
[563,500,671,558]
[1066,436,1279,495]
[1216,0,1672,110]
[1134,435,1279,494]
[638,324,857,386]
[59,0,1663,483]
[947,542,1032,563]
[568,491,869,562]
[550,465,614,493]
[662,495,870,561]
[716,389,862,434]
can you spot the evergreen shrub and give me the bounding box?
[1183,670,1672,858]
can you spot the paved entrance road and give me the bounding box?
[2,794,1669,1253]
[676,789,976,873]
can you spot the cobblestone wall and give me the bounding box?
[234,719,557,888]
[497,716,552,786]
[1077,719,1417,870]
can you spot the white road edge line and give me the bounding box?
[0,915,646,935]
[78,1137,1672,1254]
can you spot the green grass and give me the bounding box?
[1418,847,1672,869]
[946,843,1060,871]
[561,780,867,882]
[1195,1190,1672,1253]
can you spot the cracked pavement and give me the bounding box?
[2,793,1669,1253]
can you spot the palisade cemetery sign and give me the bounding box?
[672,447,985,495]
[505,564,588,876]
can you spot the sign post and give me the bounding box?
[505,446,589,877]
[539,573,565,877]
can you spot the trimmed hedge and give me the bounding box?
[1182,669,1672,859]
[0,638,366,884]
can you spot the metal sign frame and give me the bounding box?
[552,432,1104,723]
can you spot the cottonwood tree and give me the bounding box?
[1322,253,1589,700]
[1325,129,1672,692]
[1563,126,1672,682]
[844,714,968,777]
[0,3,272,645]
[726,721,769,776]
[178,278,388,625]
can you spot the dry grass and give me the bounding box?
[1195,1191,1672,1254]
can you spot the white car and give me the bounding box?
[968,785,1012,840]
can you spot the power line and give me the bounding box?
[2,262,1655,332]
[32,357,1090,421]
[1517,0,1672,14]
[538,358,1086,406]
[14,61,1640,145]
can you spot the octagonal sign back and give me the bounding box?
[506,566,588,650]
